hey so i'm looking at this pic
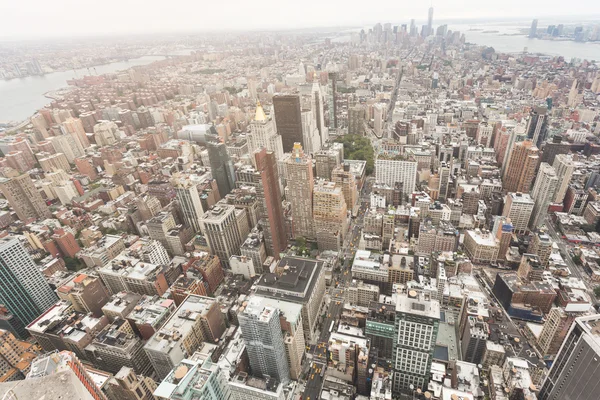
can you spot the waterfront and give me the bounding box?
[0,55,165,124]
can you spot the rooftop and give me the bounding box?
[255,256,323,302]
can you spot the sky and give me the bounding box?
[1,1,599,39]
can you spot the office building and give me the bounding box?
[529,19,538,38]
[427,6,434,36]
[56,273,110,317]
[273,95,303,152]
[173,176,205,233]
[247,102,284,162]
[0,174,52,222]
[527,231,553,267]
[328,332,369,394]
[346,280,380,307]
[187,252,224,295]
[464,229,499,264]
[238,296,290,384]
[200,204,248,268]
[529,162,558,228]
[375,157,417,197]
[229,373,285,400]
[126,295,176,340]
[85,318,153,376]
[366,303,396,360]
[255,256,325,341]
[105,366,157,400]
[526,105,549,147]
[144,295,226,379]
[502,193,535,235]
[284,143,315,239]
[539,315,600,400]
[255,149,287,258]
[552,154,575,203]
[392,288,440,395]
[503,140,539,193]
[207,140,235,198]
[536,307,581,359]
[461,316,489,364]
[0,237,57,334]
[494,216,514,261]
[332,163,358,214]
[240,229,267,275]
[313,180,348,251]
[315,145,343,181]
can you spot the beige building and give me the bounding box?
[56,274,110,317]
[502,192,534,235]
[313,180,348,251]
[0,174,52,221]
[346,280,380,307]
[332,163,358,213]
[200,203,248,269]
[284,143,315,239]
[464,229,499,264]
[38,153,71,173]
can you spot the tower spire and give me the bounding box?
[254,100,267,122]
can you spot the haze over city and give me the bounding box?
[2,3,600,400]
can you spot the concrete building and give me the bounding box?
[502,193,535,235]
[552,154,575,203]
[105,366,157,400]
[313,180,348,251]
[527,231,553,267]
[173,175,206,233]
[375,157,417,197]
[346,280,380,307]
[200,204,248,269]
[0,174,52,222]
[529,162,558,228]
[255,256,325,342]
[392,288,440,395]
[0,237,57,336]
[56,273,110,317]
[229,373,285,400]
[273,94,303,152]
[464,229,499,264]
[327,332,369,394]
[238,296,290,384]
[284,143,315,239]
[247,102,284,163]
[332,163,358,215]
[461,316,489,365]
[144,295,226,379]
[539,315,600,400]
[503,140,539,193]
[240,229,267,275]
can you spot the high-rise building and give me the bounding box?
[273,95,303,152]
[552,154,575,203]
[313,181,348,251]
[526,105,549,148]
[247,102,284,163]
[493,216,514,261]
[285,143,315,239]
[207,140,235,198]
[56,273,110,317]
[461,316,489,365]
[254,149,287,259]
[427,7,434,36]
[375,157,417,197]
[238,296,290,384]
[0,174,52,222]
[502,193,535,235]
[527,230,553,267]
[0,237,57,334]
[200,204,248,268]
[311,76,328,146]
[539,314,600,400]
[503,140,539,193]
[332,163,358,213]
[315,146,343,181]
[173,176,205,233]
[529,19,538,38]
[328,332,370,394]
[536,307,582,359]
[392,288,440,395]
[529,162,558,228]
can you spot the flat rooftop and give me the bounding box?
[255,256,323,302]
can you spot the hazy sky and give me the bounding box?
[1,1,599,39]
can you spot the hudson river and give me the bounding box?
[0,56,165,124]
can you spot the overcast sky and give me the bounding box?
[1,1,599,39]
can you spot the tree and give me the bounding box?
[572,255,582,265]
[595,286,600,299]
[64,256,85,272]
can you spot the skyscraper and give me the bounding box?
[529,163,558,228]
[0,237,57,335]
[285,143,315,239]
[538,314,600,400]
[529,19,538,38]
[427,7,434,36]
[207,140,235,198]
[0,174,52,222]
[311,75,328,146]
[173,176,205,233]
[502,140,539,193]
[526,105,549,148]
[313,181,348,251]
[200,204,248,268]
[392,288,440,395]
[273,95,303,152]
[552,154,575,203]
[247,101,284,163]
[254,149,287,259]
[238,296,290,384]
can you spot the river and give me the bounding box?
[0,55,165,124]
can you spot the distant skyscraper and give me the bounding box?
[427,7,434,36]
[552,154,575,203]
[273,95,303,152]
[207,140,235,198]
[311,75,328,146]
[254,149,287,259]
[502,140,539,193]
[238,296,290,384]
[313,181,348,251]
[539,314,600,400]
[529,19,538,38]
[285,143,315,239]
[0,174,52,222]
[529,163,558,228]
[0,237,57,335]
